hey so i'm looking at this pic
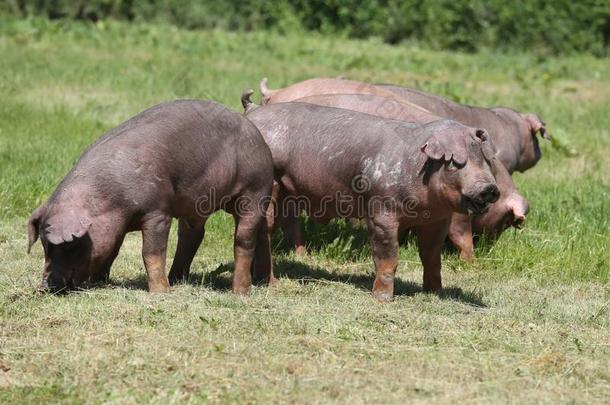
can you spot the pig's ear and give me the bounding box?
[27,205,46,254]
[44,212,92,246]
[523,113,550,140]
[475,128,497,161]
[421,134,468,166]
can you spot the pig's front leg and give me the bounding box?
[367,215,399,302]
[168,218,206,285]
[90,234,126,284]
[141,213,172,293]
[447,213,474,261]
[416,219,450,293]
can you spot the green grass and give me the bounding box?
[0,16,609,403]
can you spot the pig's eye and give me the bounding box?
[446,160,458,172]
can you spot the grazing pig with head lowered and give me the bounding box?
[244,100,499,301]
[293,93,529,260]
[28,100,274,294]
[260,77,549,173]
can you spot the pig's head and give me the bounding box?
[27,205,93,293]
[470,156,529,239]
[472,191,529,239]
[421,122,500,216]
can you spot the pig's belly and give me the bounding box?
[171,180,236,219]
[280,174,366,221]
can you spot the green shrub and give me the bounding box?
[2,0,609,55]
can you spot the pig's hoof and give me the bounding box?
[149,283,171,293]
[422,284,442,294]
[168,274,186,286]
[459,251,474,261]
[90,272,110,284]
[268,276,278,287]
[233,286,251,295]
[372,289,393,303]
[148,286,170,294]
[252,269,273,285]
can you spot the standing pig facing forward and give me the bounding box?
[245,101,499,301]
[292,93,529,260]
[28,100,274,294]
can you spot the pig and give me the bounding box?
[27,100,274,294]
[243,98,499,301]
[292,93,529,260]
[260,77,549,173]
[260,77,415,107]
[376,84,550,173]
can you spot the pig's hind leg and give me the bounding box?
[447,213,474,261]
[168,218,207,285]
[278,184,307,256]
[231,214,257,295]
[141,212,172,293]
[252,184,276,286]
[230,188,274,294]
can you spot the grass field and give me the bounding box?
[0,17,609,403]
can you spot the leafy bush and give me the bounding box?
[2,0,609,55]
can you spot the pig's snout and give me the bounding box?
[462,184,500,215]
[511,199,529,229]
[513,213,526,228]
[479,184,500,204]
[41,272,71,294]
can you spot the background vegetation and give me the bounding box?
[2,0,610,55]
[0,15,609,403]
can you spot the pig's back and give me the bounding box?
[63,100,271,207]
[247,102,420,180]
[377,85,495,126]
[294,94,440,124]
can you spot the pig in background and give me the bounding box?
[260,77,550,174]
[291,92,529,260]
[376,84,550,173]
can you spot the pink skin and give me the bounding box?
[376,84,550,173]
[268,92,529,260]
[260,77,432,116]
[244,98,500,300]
[261,77,549,174]
[28,100,274,294]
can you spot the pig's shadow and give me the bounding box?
[275,259,486,307]
[105,264,234,292]
[274,218,500,257]
[105,275,150,291]
[271,218,370,257]
[157,259,486,307]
